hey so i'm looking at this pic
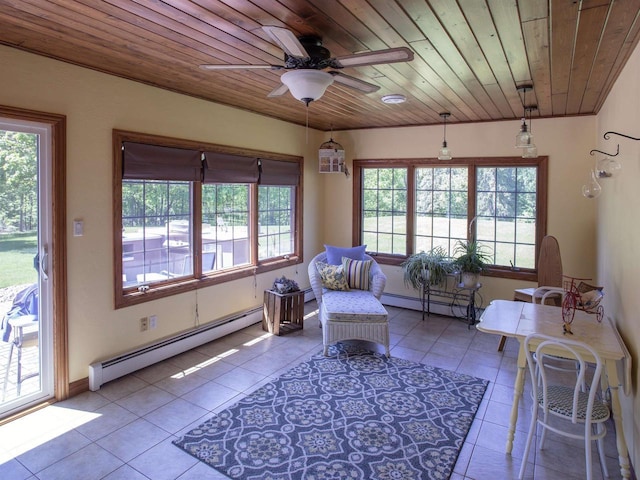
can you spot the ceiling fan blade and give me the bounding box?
[330,72,380,93]
[267,83,290,97]
[200,64,283,70]
[262,26,309,59]
[335,47,414,68]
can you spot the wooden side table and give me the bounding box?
[262,290,304,335]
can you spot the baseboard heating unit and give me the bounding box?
[89,306,263,391]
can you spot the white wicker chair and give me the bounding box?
[308,252,389,357]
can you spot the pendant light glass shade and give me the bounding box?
[522,143,538,158]
[437,112,452,160]
[515,118,531,148]
[582,169,602,199]
[438,142,452,160]
[596,157,622,178]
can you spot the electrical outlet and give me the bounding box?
[149,315,157,329]
[140,317,149,331]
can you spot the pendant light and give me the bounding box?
[521,106,538,158]
[590,144,621,178]
[582,170,602,199]
[515,85,534,148]
[438,112,452,160]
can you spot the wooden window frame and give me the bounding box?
[113,130,303,309]
[353,156,547,282]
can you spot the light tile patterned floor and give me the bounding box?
[0,302,624,479]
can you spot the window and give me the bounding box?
[362,168,407,255]
[415,167,468,254]
[353,157,547,281]
[114,131,303,308]
[202,183,250,270]
[122,180,193,285]
[476,166,538,270]
[258,186,294,260]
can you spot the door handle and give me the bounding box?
[40,245,49,281]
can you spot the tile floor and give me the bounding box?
[0,302,625,479]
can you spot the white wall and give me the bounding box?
[0,45,324,381]
[595,40,640,470]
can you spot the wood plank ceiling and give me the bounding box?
[0,0,638,131]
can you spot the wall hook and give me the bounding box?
[603,131,640,141]
[590,144,619,157]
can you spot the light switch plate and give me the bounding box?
[73,220,83,237]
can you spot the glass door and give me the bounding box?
[0,118,54,417]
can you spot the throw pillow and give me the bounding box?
[316,261,350,291]
[342,257,373,290]
[324,244,367,265]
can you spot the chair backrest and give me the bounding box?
[524,333,603,424]
[203,251,216,271]
[537,235,563,287]
[308,251,387,302]
[180,251,216,274]
[531,286,565,304]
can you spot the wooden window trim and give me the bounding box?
[113,130,303,309]
[353,156,547,282]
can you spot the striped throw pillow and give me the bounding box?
[342,257,372,290]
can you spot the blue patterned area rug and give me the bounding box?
[173,344,488,480]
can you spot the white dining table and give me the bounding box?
[477,300,632,479]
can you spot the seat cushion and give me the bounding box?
[322,290,388,323]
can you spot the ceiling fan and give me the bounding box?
[200,26,414,106]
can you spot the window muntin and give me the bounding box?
[258,186,294,260]
[362,168,407,255]
[354,157,546,280]
[114,131,302,308]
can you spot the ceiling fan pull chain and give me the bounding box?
[306,105,309,144]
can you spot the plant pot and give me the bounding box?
[461,272,479,288]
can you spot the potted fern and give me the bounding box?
[402,246,453,291]
[453,239,491,287]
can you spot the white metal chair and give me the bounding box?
[530,287,586,390]
[502,235,563,351]
[519,333,610,480]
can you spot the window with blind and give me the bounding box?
[114,130,303,308]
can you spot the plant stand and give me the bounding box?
[421,274,482,328]
[263,290,304,335]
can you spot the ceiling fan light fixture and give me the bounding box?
[381,94,406,104]
[281,70,334,105]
